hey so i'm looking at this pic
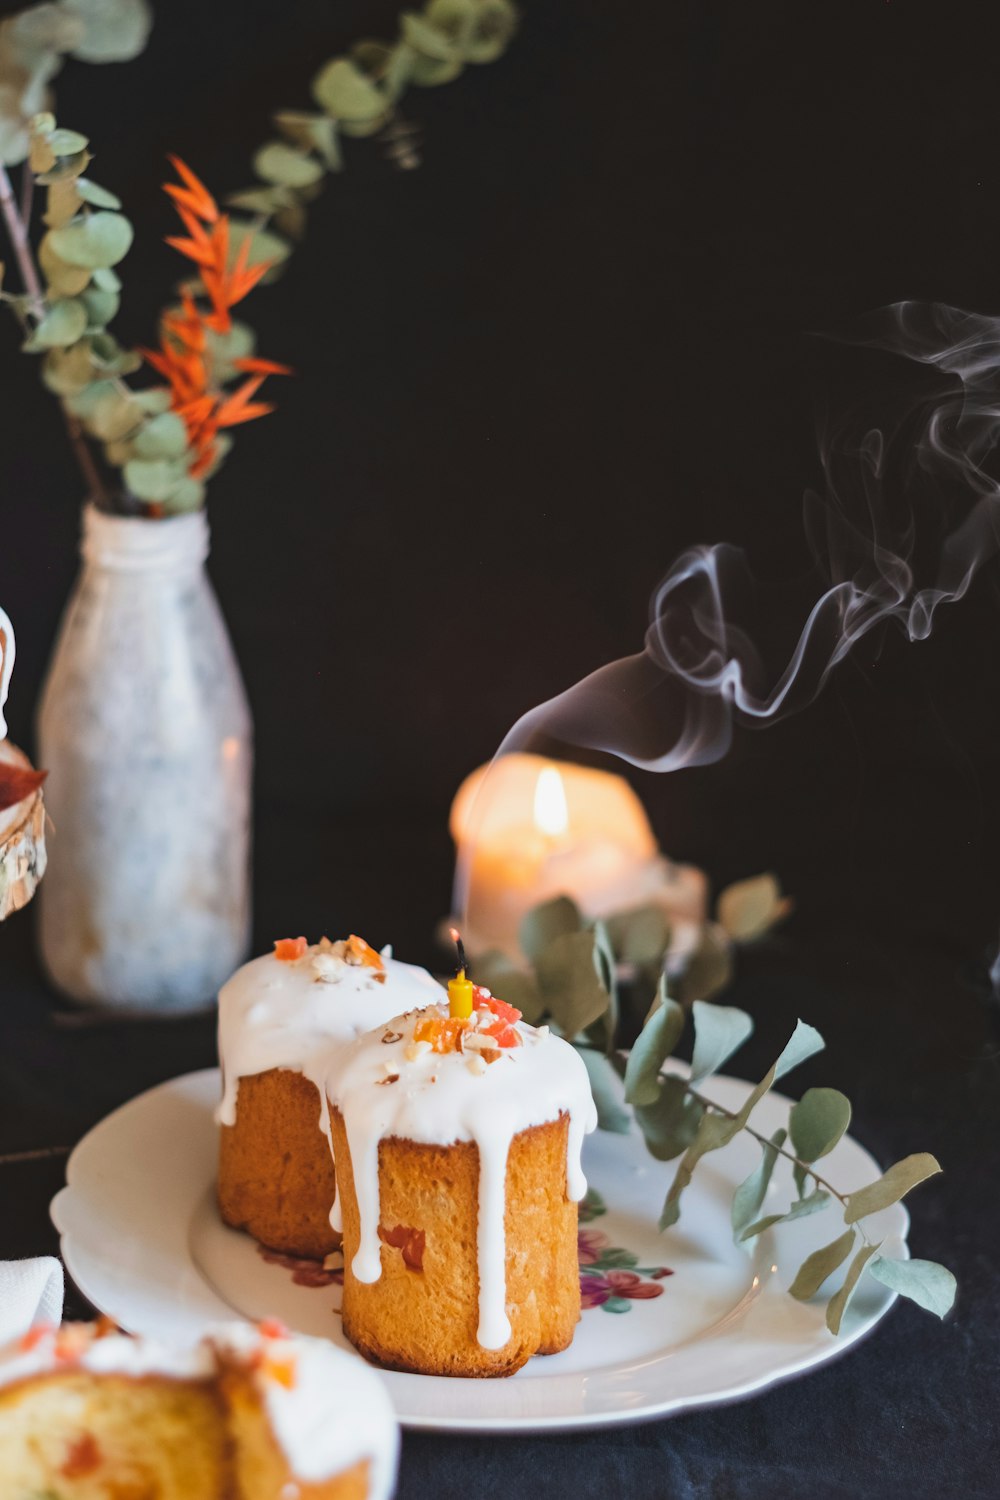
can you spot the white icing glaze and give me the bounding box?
[210,1323,398,1495]
[216,941,445,1152]
[0,605,13,742]
[327,1003,597,1351]
[0,1322,399,1497]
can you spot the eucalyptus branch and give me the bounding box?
[683,1081,875,1247]
[478,890,957,1332]
[0,160,44,316]
[19,161,33,234]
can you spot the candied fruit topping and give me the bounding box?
[475,988,522,1027]
[18,1323,53,1352]
[274,936,308,962]
[61,1433,101,1478]
[346,934,385,970]
[485,1018,521,1048]
[258,1317,289,1340]
[378,1223,426,1271]
[263,1354,298,1389]
[413,1015,470,1053]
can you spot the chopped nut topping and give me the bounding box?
[404,1038,432,1061]
[311,951,345,983]
[466,1053,487,1076]
[381,1029,403,1045]
[376,1073,400,1086]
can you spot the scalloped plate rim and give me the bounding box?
[50,1065,909,1434]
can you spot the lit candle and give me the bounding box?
[447,927,474,1019]
[450,754,708,958]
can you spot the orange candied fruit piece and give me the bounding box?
[274,937,308,962]
[346,934,385,970]
[258,1317,288,1340]
[485,1019,521,1049]
[475,987,522,1027]
[263,1354,297,1389]
[18,1323,53,1352]
[413,1015,470,1054]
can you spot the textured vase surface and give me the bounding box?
[37,505,252,1011]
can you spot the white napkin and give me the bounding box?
[0,1257,64,1344]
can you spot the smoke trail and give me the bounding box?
[497,302,1000,771]
[455,302,1000,912]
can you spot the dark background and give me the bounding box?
[1,2,999,1496]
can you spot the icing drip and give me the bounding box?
[216,942,445,1150]
[0,1322,399,1497]
[326,1003,598,1350]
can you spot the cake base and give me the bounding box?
[219,1067,340,1259]
[0,741,46,922]
[331,1111,580,1378]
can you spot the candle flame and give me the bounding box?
[533,765,569,837]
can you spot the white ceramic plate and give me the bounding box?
[51,1067,907,1433]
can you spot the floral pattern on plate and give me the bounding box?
[578,1189,673,1314]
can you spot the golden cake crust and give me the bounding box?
[218,1066,339,1258]
[331,1109,580,1377]
[0,1365,374,1499]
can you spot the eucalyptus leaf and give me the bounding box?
[468,948,542,1023]
[717,873,788,941]
[519,895,582,964]
[227,220,291,277]
[869,1256,957,1319]
[274,112,342,171]
[826,1241,880,1334]
[312,57,386,122]
[578,1047,631,1135]
[47,127,88,156]
[22,296,87,349]
[123,456,188,503]
[63,0,153,64]
[731,1128,786,1241]
[536,928,613,1040]
[466,0,519,63]
[87,386,143,441]
[624,990,685,1106]
[635,1076,704,1163]
[81,284,119,328]
[689,1000,754,1085]
[585,919,618,1055]
[76,178,121,209]
[91,265,120,292]
[254,141,324,190]
[789,1088,852,1164]
[674,924,733,1006]
[604,905,671,968]
[740,1189,832,1242]
[38,233,91,295]
[41,340,94,393]
[44,178,83,228]
[163,475,206,513]
[131,411,188,461]
[843,1153,942,1225]
[34,149,92,185]
[400,12,462,62]
[773,1019,825,1081]
[788,1229,857,1301]
[49,210,133,269]
[408,50,463,86]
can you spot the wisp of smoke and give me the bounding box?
[456,302,1000,912]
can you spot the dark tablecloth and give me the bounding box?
[1,825,996,1500]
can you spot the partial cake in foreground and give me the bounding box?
[218,934,444,1257]
[327,988,597,1377]
[0,1318,398,1500]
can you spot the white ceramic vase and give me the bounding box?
[37,505,252,1011]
